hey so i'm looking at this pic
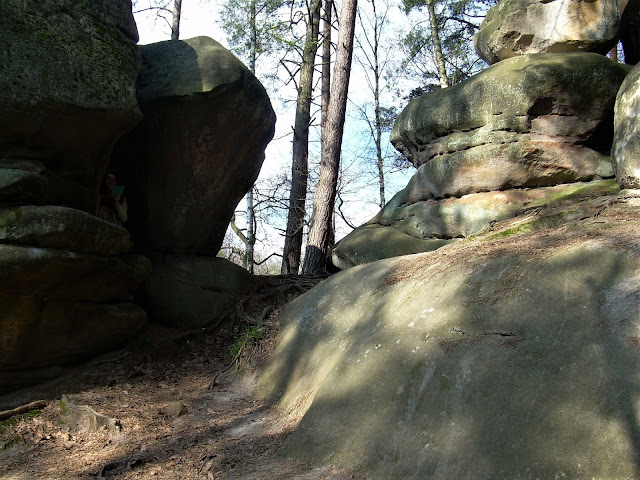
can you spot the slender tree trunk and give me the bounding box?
[426,0,448,88]
[281,0,322,274]
[303,0,358,274]
[321,0,335,247]
[171,0,182,40]
[371,0,385,207]
[245,0,258,273]
[321,0,333,141]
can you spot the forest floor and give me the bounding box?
[0,276,364,480]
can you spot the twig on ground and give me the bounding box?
[0,400,47,421]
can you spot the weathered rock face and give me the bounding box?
[111,36,276,256]
[262,194,640,479]
[0,0,142,212]
[333,180,618,269]
[0,207,151,393]
[391,53,628,172]
[474,0,621,65]
[0,0,150,393]
[613,61,640,188]
[142,255,253,330]
[335,53,627,268]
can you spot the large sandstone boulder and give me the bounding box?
[337,54,627,269]
[332,180,618,269]
[142,255,253,329]
[474,0,622,65]
[0,0,142,212]
[613,61,640,188]
[261,193,640,479]
[111,36,276,256]
[391,53,629,173]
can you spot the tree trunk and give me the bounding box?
[171,0,182,40]
[245,0,258,273]
[303,0,358,275]
[371,0,385,207]
[246,188,255,273]
[426,0,448,88]
[321,0,333,142]
[281,0,322,274]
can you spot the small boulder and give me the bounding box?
[162,401,188,418]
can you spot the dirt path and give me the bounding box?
[0,322,361,480]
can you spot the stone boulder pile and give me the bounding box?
[0,0,151,393]
[332,0,633,269]
[111,36,275,329]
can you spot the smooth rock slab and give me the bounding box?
[0,244,151,302]
[260,200,640,478]
[613,61,640,188]
[0,169,47,205]
[332,180,619,268]
[391,53,630,168]
[474,0,621,64]
[0,205,133,255]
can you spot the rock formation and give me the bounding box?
[142,254,253,330]
[474,0,622,65]
[261,193,640,479]
[613,61,640,188]
[0,0,142,213]
[333,53,628,269]
[112,36,275,256]
[111,36,275,329]
[0,0,150,393]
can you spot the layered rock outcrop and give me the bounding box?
[261,194,640,479]
[333,53,628,269]
[0,0,150,393]
[111,36,275,329]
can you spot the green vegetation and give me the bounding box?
[230,325,265,359]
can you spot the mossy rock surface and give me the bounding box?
[613,61,640,189]
[391,53,629,167]
[0,205,133,255]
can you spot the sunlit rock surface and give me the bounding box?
[474,0,621,64]
[261,193,640,479]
